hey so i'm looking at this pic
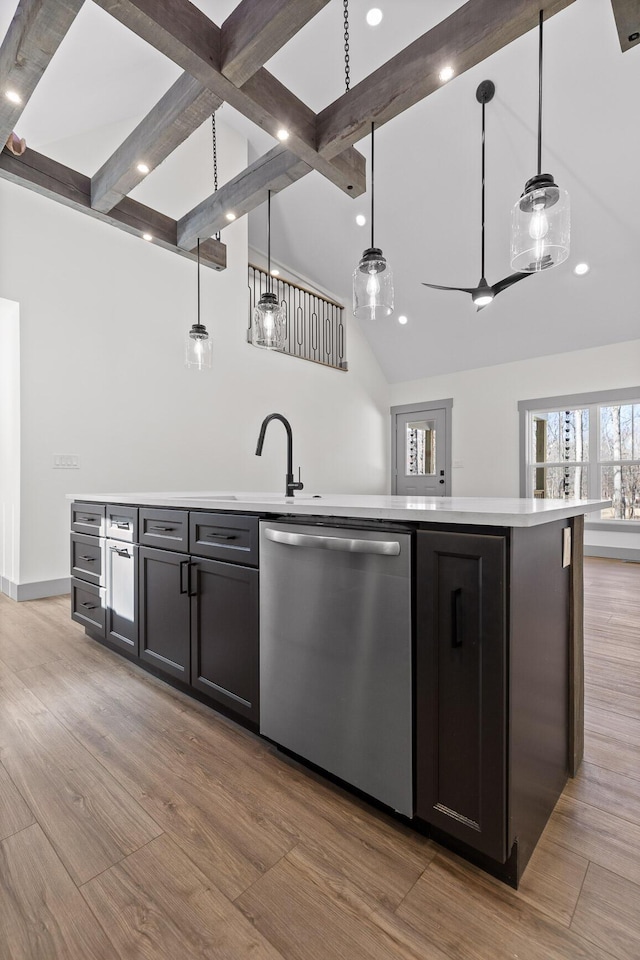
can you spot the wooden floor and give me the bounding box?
[0,556,639,959]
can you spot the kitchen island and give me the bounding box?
[68,492,607,887]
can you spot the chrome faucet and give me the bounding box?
[255,413,304,498]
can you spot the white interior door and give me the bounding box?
[393,405,449,496]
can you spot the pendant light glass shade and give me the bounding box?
[253,292,286,349]
[352,123,394,319]
[510,11,570,273]
[185,322,213,369]
[252,190,286,350]
[353,247,394,319]
[511,173,570,272]
[185,239,212,370]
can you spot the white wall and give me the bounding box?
[389,338,640,554]
[0,298,20,592]
[0,120,389,591]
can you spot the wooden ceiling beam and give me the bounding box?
[0,145,226,269]
[177,145,311,250]
[316,0,579,159]
[0,0,86,147]
[92,0,366,197]
[91,74,222,214]
[610,0,640,51]
[220,0,331,87]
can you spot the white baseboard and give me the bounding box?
[1,577,71,601]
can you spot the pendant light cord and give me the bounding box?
[267,189,271,294]
[370,121,375,249]
[537,9,543,176]
[481,101,486,279]
[211,113,220,240]
[197,238,201,323]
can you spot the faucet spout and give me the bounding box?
[255,413,304,498]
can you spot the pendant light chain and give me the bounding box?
[211,112,220,240]
[343,0,350,93]
[537,10,544,176]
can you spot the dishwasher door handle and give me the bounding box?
[264,528,401,556]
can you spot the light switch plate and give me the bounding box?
[53,454,80,469]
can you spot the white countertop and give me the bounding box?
[68,492,609,527]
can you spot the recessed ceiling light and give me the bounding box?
[136,162,150,175]
[439,65,455,83]
[366,8,383,26]
[271,268,280,277]
[225,212,237,221]
[398,315,408,325]
[574,262,589,275]
[276,128,289,141]
[5,89,21,104]
[142,233,153,241]
[356,214,367,226]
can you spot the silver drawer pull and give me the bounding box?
[114,521,130,529]
[111,547,132,558]
[264,528,401,556]
[80,601,98,609]
[150,526,175,532]
[78,555,96,562]
[78,517,97,523]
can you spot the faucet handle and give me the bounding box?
[292,467,304,492]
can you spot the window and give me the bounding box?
[519,388,640,523]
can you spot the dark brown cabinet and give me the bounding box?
[416,530,507,862]
[190,558,259,722]
[416,520,573,884]
[139,546,191,681]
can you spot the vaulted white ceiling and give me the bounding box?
[2,0,638,382]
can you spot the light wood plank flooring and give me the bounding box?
[0,556,638,959]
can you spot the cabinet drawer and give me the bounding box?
[106,504,138,542]
[70,533,105,586]
[71,578,105,636]
[71,501,105,536]
[190,512,259,566]
[139,509,188,553]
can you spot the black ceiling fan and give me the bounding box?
[422,80,532,311]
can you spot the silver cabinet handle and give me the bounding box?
[110,546,132,558]
[264,528,400,556]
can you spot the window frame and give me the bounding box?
[519,386,640,530]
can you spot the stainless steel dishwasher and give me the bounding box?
[260,520,413,817]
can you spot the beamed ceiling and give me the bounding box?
[1,0,639,380]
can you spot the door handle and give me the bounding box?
[264,528,400,556]
[451,587,463,648]
[180,560,190,594]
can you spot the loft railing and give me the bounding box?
[247,265,348,371]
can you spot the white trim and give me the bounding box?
[1,577,71,601]
[584,546,640,562]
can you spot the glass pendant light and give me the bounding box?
[353,122,394,319]
[511,11,570,273]
[252,190,286,350]
[185,239,213,369]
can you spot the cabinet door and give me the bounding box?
[190,558,259,723]
[139,546,190,681]
[106,541,138,655]
[416,530,507,861]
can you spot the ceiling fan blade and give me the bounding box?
[422,282,477,294]
[491,272,531,296]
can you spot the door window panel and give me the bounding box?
[406,420,436,476]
